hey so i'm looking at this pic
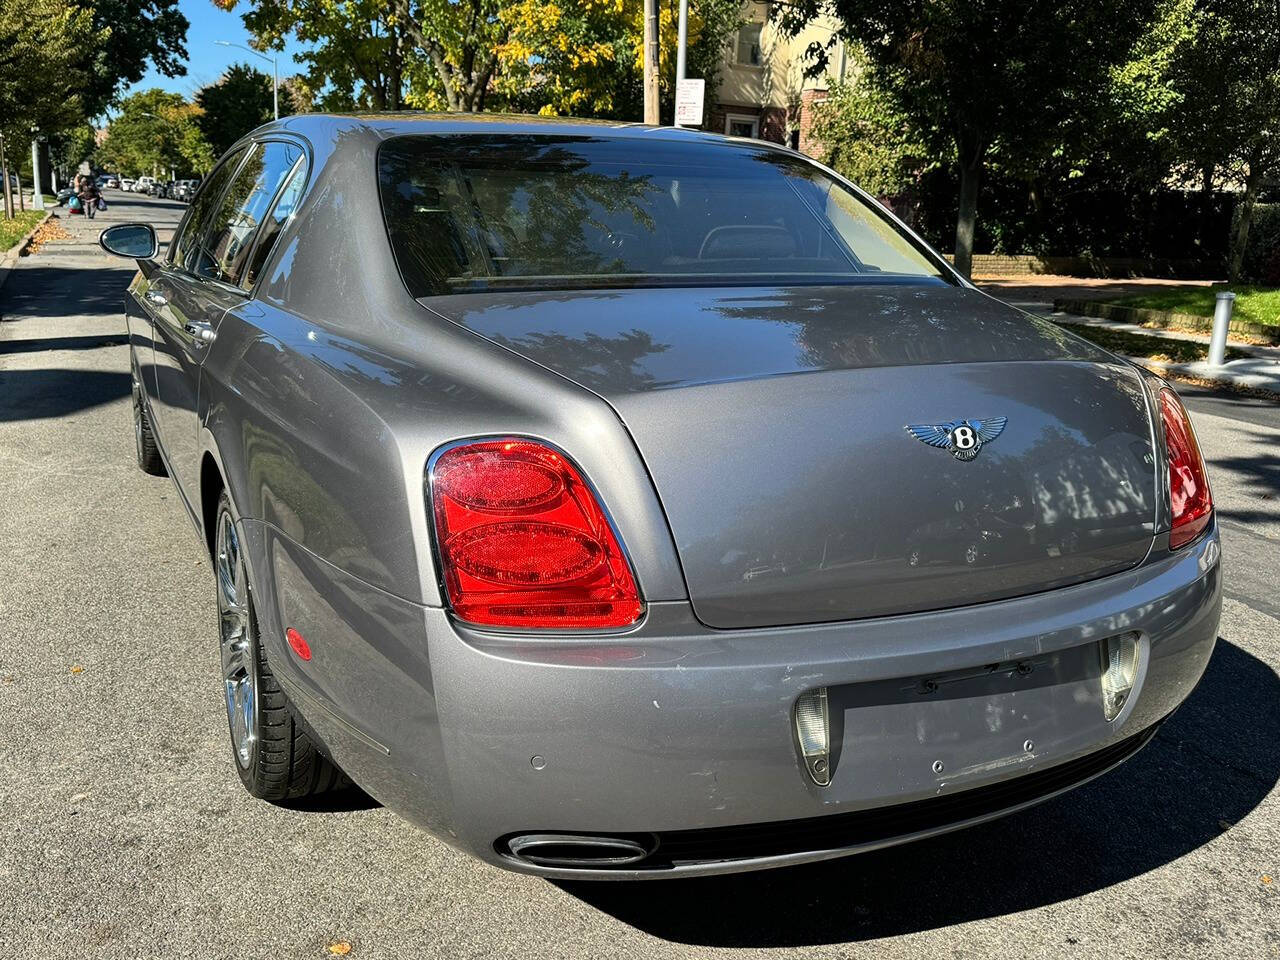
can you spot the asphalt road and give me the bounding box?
[2,194,1277,959]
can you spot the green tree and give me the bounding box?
[1169,0,1280,280]
[77,0,190,115]
[196,63,296,157]
[222,0,409,110]
[97,89,213,177]
[777,0,1160,278]
[395,0,507,111]
[808,73,944,202]
[220,0,504,112]
[0,0,102,214]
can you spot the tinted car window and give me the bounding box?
[171,148,246,271]
[200,141,303,286]
[240,153,307,289]
[378,135,948,297]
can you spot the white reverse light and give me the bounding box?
[794,687,831,785]
[1099,633,1140,721]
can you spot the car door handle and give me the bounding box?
[183,320,216,344]
[144,290,168,306]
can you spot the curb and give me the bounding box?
[1054,297,1280,346]
[1051,313,1278,360]
[1127,356,1280,401]
[0,210,55,297]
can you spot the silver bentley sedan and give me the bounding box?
[99,114,1220,879]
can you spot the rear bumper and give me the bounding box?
[253,520,1222,879]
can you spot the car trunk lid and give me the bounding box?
[423,284,1158,628]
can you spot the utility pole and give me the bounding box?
[673,0,689,127]
[31,137,44,211]
[643,0,660,124]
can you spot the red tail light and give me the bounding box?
[429,439,644,628]
[1159,388,1212,549]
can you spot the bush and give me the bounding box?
[1236,203,1280,284]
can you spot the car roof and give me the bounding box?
[248,111,784,152]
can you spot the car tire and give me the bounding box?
[132,374,166,476]
[214,491,346,801]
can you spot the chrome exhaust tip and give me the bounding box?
[505,833,654,868]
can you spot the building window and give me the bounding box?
[737,23,763,66]
[725,114,759,138]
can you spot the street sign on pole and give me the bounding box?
[675,78,705,127]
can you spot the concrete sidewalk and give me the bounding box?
[996,296,1280,398]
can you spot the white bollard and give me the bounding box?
[1208,291,1235,367]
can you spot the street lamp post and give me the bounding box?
[214,40,279,120]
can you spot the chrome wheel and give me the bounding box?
[216,508,256,769]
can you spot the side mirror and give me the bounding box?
[99,223,158,260]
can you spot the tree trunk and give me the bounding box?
[0,132,12,219]
[952,131,985,279]
[1229,161,1264,282]
[388,23,403,110]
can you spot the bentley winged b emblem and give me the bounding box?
[906,417,1007,461]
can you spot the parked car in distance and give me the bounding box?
[154,181,175,199]
[119,178,135,192]
[98,114,1221,880]
[134,176,156,195]
[172,179,201,202]
[106,175,120,189]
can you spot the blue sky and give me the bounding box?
[114,0,311,110]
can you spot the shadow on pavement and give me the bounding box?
[558,640,1278,947]
[0,369,130,421]
[1211,453,1280,529]
[0,333,129,355]
[1,265,137,319]
[275,785,382,813]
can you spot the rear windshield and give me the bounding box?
[377,135,950,296]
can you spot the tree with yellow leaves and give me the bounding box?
[496,0,740,119]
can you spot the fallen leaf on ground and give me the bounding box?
[1263,875,1274,885]
[26,219,71,254]
[327,942,352,955]
[70,665,84,674]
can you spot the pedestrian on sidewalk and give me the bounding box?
[77,176,100,220]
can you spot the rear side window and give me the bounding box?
[200,141,304,286]
[240,153,307,289]
[171,147,246,271]
[377,135,949,297]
